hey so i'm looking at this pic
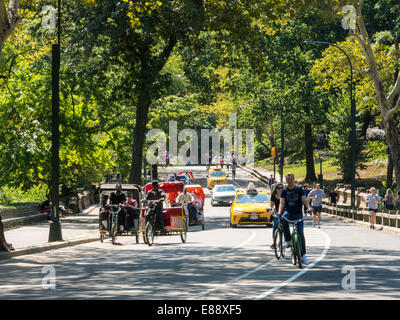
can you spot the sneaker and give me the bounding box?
[270,243,276,249]
[317,224,320,229]
[370,225,373,229]
[302,255,310,265]
[372,225,375,230]
[284,241,291,248]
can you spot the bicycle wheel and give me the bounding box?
[273,229,281,259]
[279,228,285,258]
[291,237,297,266]
[111,224,117,245]
[145,222,154,247]
[296,234,303,269]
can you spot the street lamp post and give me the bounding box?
[304,40,356,208]
[49,0,62,242]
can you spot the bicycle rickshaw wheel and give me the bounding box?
[273,229,281,260]
[145,222,154,246]
[181,221,187,243]
[142,231,148,244]
[296,235,303,269]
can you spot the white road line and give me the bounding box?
[197,259,275,297]
[215,231,257,256]
[253,228,331,300]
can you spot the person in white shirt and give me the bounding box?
[365,187,381,230]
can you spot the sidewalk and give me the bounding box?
[1,205,99,260]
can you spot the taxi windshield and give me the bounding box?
[236,193,270,203]
[215,185,235,192]
[210,171,226,177]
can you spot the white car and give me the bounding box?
[211,184,237,206]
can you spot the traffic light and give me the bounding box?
[271,146,276,158]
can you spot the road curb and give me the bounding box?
[0,234,100,261]
[0,205,101,261]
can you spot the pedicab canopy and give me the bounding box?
[183,184,205,200]
[142,181,185,195]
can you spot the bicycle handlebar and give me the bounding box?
[281,212,303,224]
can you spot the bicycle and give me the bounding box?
[282,212,304,269]
[271,213,285,260]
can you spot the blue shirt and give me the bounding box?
[281,186,305,214]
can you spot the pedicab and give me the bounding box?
[183,184,205,230]
[99,183,143,245]
[141,181,187,246]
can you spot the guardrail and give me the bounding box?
[238,164,400,231]
[237,164,271,187]
[322,200,400,229]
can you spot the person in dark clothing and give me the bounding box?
[278,173,313,265]
[107,184,129,231]
[270,183,283,249]
[145,180,167,233]
[302,184,311,216]
[329,189,338,205]
[232,158,237,180]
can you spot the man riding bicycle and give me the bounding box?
[145,180,167,234]
[277,173,313,265]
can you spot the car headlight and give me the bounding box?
[233,207,242,213]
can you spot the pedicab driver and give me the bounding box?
[277,173,313,265]
[145,180,167,234]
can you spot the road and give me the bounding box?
[1,166,400,300]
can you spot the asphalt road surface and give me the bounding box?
[1,166,400,300]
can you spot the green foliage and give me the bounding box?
[327,93,371,182]
[0,184,48,206]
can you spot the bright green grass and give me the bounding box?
[254,158,339,181]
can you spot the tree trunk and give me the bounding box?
[0,0,21,61]
[387,147,394,189]
[0,215,14,252]
[304,122,316,182]
[383,117,400,192]
[129,89,151,185]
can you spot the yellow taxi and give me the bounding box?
[207,168,228,189]
[230,189,272,228]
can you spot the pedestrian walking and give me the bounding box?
[308,183,326,228]
[220,156,225,169]
[232,158,237,181]
[384,188,394,210]
[365,187,381,230]
[268,174,274,192]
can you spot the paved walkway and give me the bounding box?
[4,205,99,251]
